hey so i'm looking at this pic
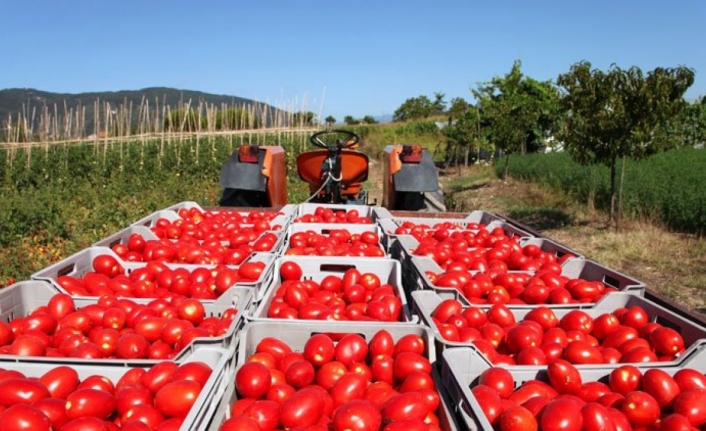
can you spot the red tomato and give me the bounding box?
[479,367,515,399]
[581,402,615,431]
[540,397,583,431]
[673,388,706,427]
[608,365,642,396]
[242,400,279,431]
[0,378,50,405]
[278,387,324,429]
[499,405,538,431]
[381,392,428,423]
[39,366,79,399]
[0,404,52,431]
[621,391,660,427]
[116,384,154,416]
[172,362,212,387]
[154,379,202,418]
[235,362,271,399]
[674,369,706,392]
[335,334,369,366]
[66,388,116,419]
[548,359,582,394]
[472,385,504,427]
[332,399,381,431]
[280,261,303,281]
[641,368,680,409]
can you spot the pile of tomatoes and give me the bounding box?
[431,299,687,366]
[0,360,212,431]
[150,207,285,242]
[0,292,237,360]
[473,359,706,431]
[294,207,373,224]
[265,261,405,322]
[285,229,385,257]
[221,329,441,431]
[107,230,279,266]
[425,267,616,306]
[55,254,265,300]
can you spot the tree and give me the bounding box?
[343,115,359,125]
[393,95,436,122]
[443,105,488,168]
[361,115,378,124]
[292,111,316,127]
[432,92,447,115]
[324,115,336,126]
[447,97,469,123]
[557,61,695,226]
[669,96,706,148]
[474,60,562,174]
[216,107,259,130]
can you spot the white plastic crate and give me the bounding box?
[32,247,275,305]
[0,340,230,431]
[1,280,252,366]
[441,344,706,431]
[293,203,385,223]
[283,222,387,256]
[412,289,706,364]
[252,256,413,322]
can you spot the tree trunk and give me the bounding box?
[464,145,470,167]
[616,155,626,232]
[504,152,510,179]
[609,154,617,223]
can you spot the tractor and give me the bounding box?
[218,129,445,211]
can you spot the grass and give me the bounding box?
[440,165,706,311]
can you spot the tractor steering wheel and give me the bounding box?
[309,130,360,150]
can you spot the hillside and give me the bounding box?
[0,87,284,136]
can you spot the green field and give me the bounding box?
[496,148,706,234]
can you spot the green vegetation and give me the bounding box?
[0,132,311,284]
[495,149,706,234]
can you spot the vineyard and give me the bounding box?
[496,148,706,235]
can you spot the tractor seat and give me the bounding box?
[296,150,369,187]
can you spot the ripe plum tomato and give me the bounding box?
[621,391,660,427]
[0,404,52,431]
[332,399,382,431]
[478,367,514,399]
[303,334,335,366]
[154,379,202,418]
[547,360,582,394]
[280,261,303,281]
[540,397,583,431]
[236,362,271,399]
[278,387,324,429]
[499,405,538,431]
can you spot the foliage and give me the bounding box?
[324,115,336,126]
[496,149,706,235]
[669,96,706,148]
[392,93,446,122]
[292,111,316,127]
[442,105,492,166]
[0,132,311,285]
[474,60,563,156]
[556,61,695,222]
[447,97,469,122]
[361,116,378,124]
[343,115,359,125]
[216,107,260,130]
[164,108,202,131]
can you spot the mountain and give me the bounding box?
[0,87,285,137]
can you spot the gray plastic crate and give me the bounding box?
[293,203,379,223]
[441,344,706,431]
[413,290,706,365]
[406,253,644,305]
[93,225,160,248]
[284,222,386,256]
[1,280,251,368]
[252,256,413,323]
[0,340,230,431]
[518,237,584,260]
[32,246,274,306]
[201,359,460,431]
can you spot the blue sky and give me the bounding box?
[1,0,704,121]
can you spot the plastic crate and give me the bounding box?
[390,210,504,230]
[441,344,706,431]
[293,203,386,223]
[252,256,413,322]
[202,360,461,431]
[31,246,274,306]
[412,290,706,364]
[283,222,387,256]
[93,225,160,248]
[519,237,584,260]
[406,253,644,305]
[0,341,230,431]
[1,280,252,368]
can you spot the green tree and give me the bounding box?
[393,95,436,122]
[474,60,562,174]
[216,107,259,130]
[447,97,469,122]
[324,115,336,126]
[443,105,488,167]
[432,92,446,115]
[557,61,695,225]
[361,115,378,124]
[670,96,706,148]
[343,115,359,125]
[292,111,316,127]
[164,108,201,132]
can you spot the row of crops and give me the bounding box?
[497,148,706,234]
[2,200,705,430]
